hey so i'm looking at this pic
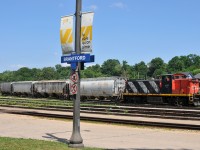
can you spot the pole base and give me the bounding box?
[68,143,84,148]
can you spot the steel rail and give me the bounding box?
[0,108,200,130]
[0,104,200,121]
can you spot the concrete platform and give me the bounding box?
[0,111,200,149]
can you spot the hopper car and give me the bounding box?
[12,81,33,96]
[80,77,126,100]
[33,80,70,98]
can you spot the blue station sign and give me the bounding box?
[61,54,94,64]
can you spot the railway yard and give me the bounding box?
[0,96,200,149]
[0,96,200,130]
[1,0,200,149]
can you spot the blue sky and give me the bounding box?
[0,0,200,73]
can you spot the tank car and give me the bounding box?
[33,80,70,98]
[12,81,33,96]
[80,77,126,100]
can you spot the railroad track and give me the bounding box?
[0,102,200,121]
[0,97,200,130]
[0,107,200,131]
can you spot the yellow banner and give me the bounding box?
[60,15,74,55]
[81,12,94,53]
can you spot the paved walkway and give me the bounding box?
[0,112,200,150]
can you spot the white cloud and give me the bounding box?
[60,63,96,68]
[111,2,127,9]
[89,5,98,11]
[9,64,26,70]
[85,63,96,68]
[61,63,70,67]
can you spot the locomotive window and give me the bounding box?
[162,75,172,82]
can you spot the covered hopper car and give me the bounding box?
[80,77,126,100]
[0,82,12,94]
[12,81,33,96]
[33,80,70,98]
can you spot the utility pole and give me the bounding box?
[69,0,84,148]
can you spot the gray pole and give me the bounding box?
[69,0,84,148]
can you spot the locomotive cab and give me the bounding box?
[161,74,173,94]
[161,73,200,106]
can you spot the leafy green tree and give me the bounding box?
[31,68,42,80]
[14,67,33,81]
[192,69,200,75]
[55,64,71,79]
[133,61,148,79]
[0,71,15,82]
[186,54,200,71]
[167,56,184,73]
[101,59,122,76]
[81,64,102,78]
[82,64,103,78]
[178,54,200,71]
[147,57,165,77]
[193,55,200,67]
[39,67,57,80]
[121,60,132,78]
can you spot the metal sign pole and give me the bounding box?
[69,0,84,148]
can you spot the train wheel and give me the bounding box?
[193,100,200,106]
[175,97,183,107]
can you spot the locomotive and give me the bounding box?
[0,73,200,106]
[124,73,200,106]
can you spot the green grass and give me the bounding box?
[0,137,102,150]
[0,95,116,109]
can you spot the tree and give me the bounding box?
[147,57,165,77]
[14,67,33,81]
[133,61,148,79]
[81,64,102,78]
[167,56,184,73]
[55,64,71,79]
[121,60,132,78]
[101,59,122,76]
[39,67,57,80]
[0,71,15,82]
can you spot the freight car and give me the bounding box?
[12,81,33,96]
[0,82,12,95]
[33,80,70,98]
[80,77,126,100]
